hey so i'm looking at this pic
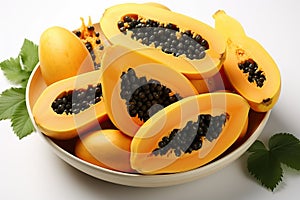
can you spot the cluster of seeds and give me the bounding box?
[152,113,228,157]
[51,83,102,115]
[117,15,209,60]
[238,59,266,87]
[74,17,105,70]
[120,68,181,122]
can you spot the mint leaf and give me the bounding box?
[19,39,39,72]
[0,88,25,120]
[269,133,300,170]
[0,57,30,86]
[11,101,35,139]
[247,140,283,191]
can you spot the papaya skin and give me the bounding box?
[214,11,281,112]
[75,129,135,173]
[100,3,226,79]
[213,10,246,38]
[39,26,94,85]
[130,92,250,174]
[32,70,107,140]
[101,45,198,138]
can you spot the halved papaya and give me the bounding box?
[130,92,250,174]
[142,2,171,11]
[101,45,198,137]
[100,3,226,79]
[75,129,134,173]
[32,70,107,140]
[213,11,281,112]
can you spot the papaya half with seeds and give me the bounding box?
[130,92,250,174]
[213,11,281,112]
[100,3,226,79]
[32,70,107,140]
[73,17,107,70]
[75,129,134,173]
[101,45,198,138]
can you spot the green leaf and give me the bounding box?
[0,38,38,139]
[0,57,30,86]
[11,101,35,139]
[247,140,266,153]
[269,133,300,170]
[19,39,39,72]
[0,88,26,120]
[247,141,283,191]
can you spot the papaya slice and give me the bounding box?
[213,11,281,112]
[32,70,107,140]
[72,17,107,70]
[101,45,198,137]
[75,129,134,173]
[142,2,171,11]
[130,92,250,174]
[100,3,226,79]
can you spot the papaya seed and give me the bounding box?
[152,113,228,157]
[51,83,103,115]
[117,15,209,60]
[120,68,182,122]
[238,59,266,88]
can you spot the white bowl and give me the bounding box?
[26,64,270,187]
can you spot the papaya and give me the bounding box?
[130,92,250,174]
[75,129,134,173]
[142,2,171,10]
[101,45,198,137]
[39,26,94,85]
[100,3,226,79]
[213,10,281,112]
[73,17,106,70]
[190,66,233,94]
[32,70,107,140]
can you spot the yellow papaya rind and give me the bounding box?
[100,3,226,79]
[101,45,198,137]
[213,10,246,39]
[214,11,281,112]
[32,70,107,140]
[130,92,250,174]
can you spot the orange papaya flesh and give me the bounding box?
[32,70,107,140]
[100,3,226,79]
[142,2,171,11]
[130,92,250,174]
[101,45,198,137]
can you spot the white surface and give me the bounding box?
[0,0,299,199]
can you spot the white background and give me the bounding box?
[1,0,300,199]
